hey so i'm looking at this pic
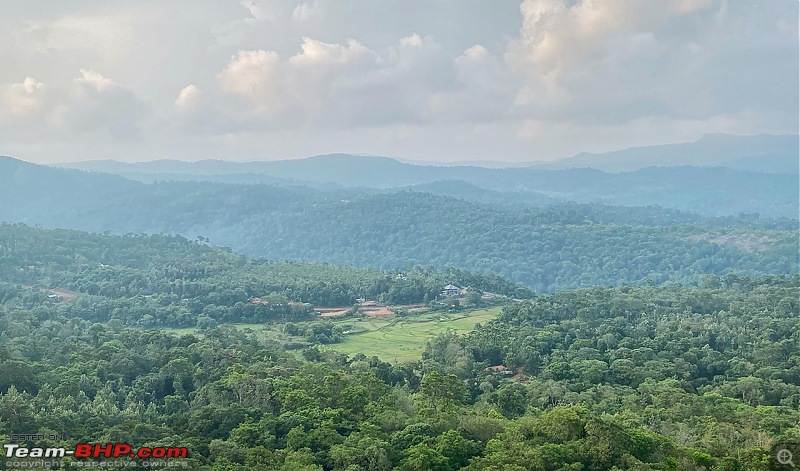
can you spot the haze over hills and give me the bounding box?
[1,156,797,293]
[544,134,799,173]
[53,159,798,219]
[61,133,799,177]
[394,134,800,173]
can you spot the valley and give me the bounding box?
[0,133,797,471]
[1,3,797,469]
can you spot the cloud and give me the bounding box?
[214,38,375,128]
[27,13,135,62]
[209,35,461,129]
[204,33,505,131]
[0,0,796,163]
[77,69,115,92]
[0,77,47,122]
[506,0,799,129]
[0,69,147,143]
[54,70,147,140]
[201,0,800,137]
[292,1,321,23]
[509,0,717,78]
[218,49,285,109]
[175,84,201,108]
[175,0,799,154]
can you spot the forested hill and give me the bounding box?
[0,224,528,326]
[1,271,798,469]
[54,153,799,218]
[229,191,797,292]
[0,157,797,293]
[545,133,799,173]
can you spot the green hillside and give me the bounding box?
[0,158,796,293]
[1,229,797,469]
[0,224,526,327]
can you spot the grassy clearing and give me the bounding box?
[324,307,502,363]
[155,307,503,363]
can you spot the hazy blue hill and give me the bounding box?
[59,158,206,174]
[0,157,796,292]
[230,191,797,292]
[57,153,798,217]
[62,154,427,188]
[723,153,800,174]
[96,171,313,186]
[57,159,325,186]
[255,154,415,187]
[0,156,313,233]
[62,155,601,191]
[401,180,558,207]
[548,134,799,173]
[546,165,799,217]
[0,156,144,224]
[453,166,798,218]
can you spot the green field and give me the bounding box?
[156,307,503,363]
[324,307,502,363]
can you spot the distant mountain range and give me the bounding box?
[61,134,798,179]
[47,135,799,218]
[544,134,799,173]
[0,156,796,292]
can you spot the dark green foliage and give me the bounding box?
[0,224,796,470]
[242,191,796,292]
[285,321,344,344]
[465,277,800,401]
[0,224,527,326]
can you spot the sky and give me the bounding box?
[1,0,797,164]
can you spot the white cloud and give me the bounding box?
[0,69,148,143]
[175,84,201,108]
[241,0,272,23]
[0,77,46,121]
[77,69,115,92]
[211,36,456,128]
[292,1,321,23]
[29,14,135,60]
[506,0,799,129]
[219,50,284,104]
[55,70,147,140]
[0,0,795,163]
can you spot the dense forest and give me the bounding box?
[232,192,797,292]
[0,224,529,327]
[1,154,798,470]
[0,266,797,469]
[0,158,797,293]
[1,0,797,468]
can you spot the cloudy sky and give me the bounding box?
[1,0,797,163]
